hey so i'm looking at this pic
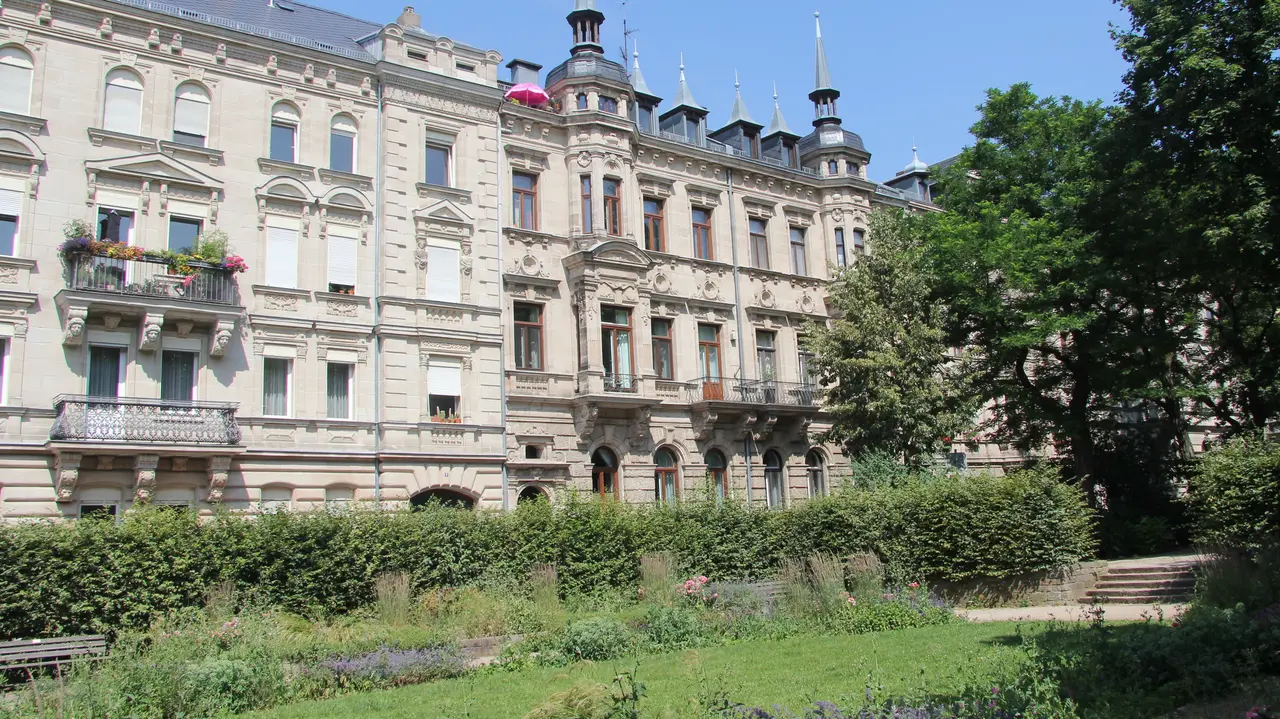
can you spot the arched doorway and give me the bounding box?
[764,450,785,508]
[806,450,826,498]
[410,488,475,510]
[653,447,679,504]
[592,447,619,499]
[705,449,727,502]
[517,485,547,505]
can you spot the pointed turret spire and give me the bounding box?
[766,82,796,137]
[670,52,705,111]
[567,0,605,56]
[808,11,842,126]
[725,70,757,126]
[630,43,658,100]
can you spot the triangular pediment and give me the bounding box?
[413,199,474,225]
[588,240,653,268]
[85,152,222,189]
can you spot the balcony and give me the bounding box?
[601,373,639,393]
[66,252,238,305]
[683,378,822,407]
[50,395,242,445]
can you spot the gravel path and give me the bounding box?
[956,603,1186,623]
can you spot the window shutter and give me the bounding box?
[0,64,31,115]
[173,96,208,136]
[265,225,298,288]
[104,85,142,135]
[0,189,21,217]
[428,357,462,396]
[427,244,460,302]
[327,234,358,289]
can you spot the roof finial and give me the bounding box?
[773,81,779,102]
[671,51,704,111]
[766,79,795,137]
[813,10,833,91]
[630,39,656,99]
[726,69,756,126]
[735,69,740,91]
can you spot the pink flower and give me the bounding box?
[909,582,920,589]
[847,597,857,606]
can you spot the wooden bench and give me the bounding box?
[0,635,107,676]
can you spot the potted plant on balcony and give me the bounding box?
[432,409,463,424]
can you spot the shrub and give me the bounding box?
[1187,434,1280,552]
[638,604,705,651]
[561,616,632,661]
[522,683,612,719]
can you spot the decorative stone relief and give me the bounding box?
[652,271,672,294]
[210,320,235,358]
[97,456,114,471]
[134,455,159,503]
[139,314,163,352]
[326,300,359,317]
[261,294,299,312]
[0,266,18,285]
[795,417,813,443]
[171,457,188,472]
[692,409,719,442]
[797,294,817,315]
[54,453,81,503]
[460,242,473,303]
[574,403,599,442]
[207,456,231,503]
[98,17,113,38]
[631,407,652,445]
[63,307,87,346]
[752,414,778,443]
[735,412,758,440]
[175,320,194,337]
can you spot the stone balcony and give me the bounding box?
[683,377,824,445]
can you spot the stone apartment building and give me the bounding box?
[0,0,978,520]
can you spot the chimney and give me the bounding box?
[505,59,543,85]
[397,6,421,28]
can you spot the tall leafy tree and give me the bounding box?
[1110,0,1280,433]
[806,209,978,466]
[929,84,1141,494]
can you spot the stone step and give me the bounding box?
[1080,593,1194,605]
[1095,578,1197,590]
[1106,565,1198,577]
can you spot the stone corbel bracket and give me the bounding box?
[752,413,778,443]
[54,452,82,502]
[63,306,88,346]
[210,319,236,358]
[692,408,718,442]
[631,407,652,446]
[574,403,599,443]
[795,416,813,443]
[735,412,758,440]
[207,456,232,502]
[139,313,164,352]
[134,455,159,503]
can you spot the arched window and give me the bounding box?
[591,447,618,499]
[764,450,784,508]
[0,47,34,116]
[705,449,727,502]
[654,447,678,504]
[329,114,357,173]
[324,485,355,509]
[103,68,143,135]
[806,450,826,498]
[517,485,546,505]
[260,485,293,512]
[270,101,300,163]
[411,488,475,510]
[172,82,209,147]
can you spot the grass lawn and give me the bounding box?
[247,621,1039,719]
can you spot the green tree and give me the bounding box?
[1109,0,1280,433]
[930,84,1144,495]
[806,209,978,466]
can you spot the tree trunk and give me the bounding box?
[1071,429,1098,507]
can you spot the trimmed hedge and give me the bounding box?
[1187,435,1280,552]
[0,466,1093,640]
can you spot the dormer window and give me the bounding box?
[827,160,838,175]
[576,93,588,110]
[455,61,476,74]
[745,131,760,159]
[637,104,653,132]
[598,96,618,114]
[684,116,699,142]
[407,49,428,62]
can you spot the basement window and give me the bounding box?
[407,49,428,61]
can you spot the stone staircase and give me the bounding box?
[1079,556,1200,605]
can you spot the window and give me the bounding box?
[265,221,299,288]
[749,218,769,269]
[692,207,713,260]
[426,243,460,303]
[0,47,33,115]
[172,82,210,147]
[806,450,826,498]
[168,216,202,254]
[512,172,537,230]
[654,447,678,504]
[697,324,722,400]
[407,49,429,61]
[428,357,462,421]
[853,229,866,254]
[87,345,123,398]
[160,350,196,402]
[0,188,20,257]
[269,101,300,163]
[592,447,618,499]
[651,318,673,380]
[576,93,588,110]
[524,444,541,459]
[0,338,7,405]
[638,104,653,132]
[425,143,451,187]
[263,357,291,416]
[325,486,355,507]
[103,68,143,135]
[603,179,621,236]
[260,486,292,511]
[514,302,543,370]
[518,485,546,504]
[601,306,633,389]
[764,450,784,508]
[798,346,816,386]
[705,449,727,502]
[79,503,118,520]
[684,116,699,142]
[642,199,663,251]
[827,160,838,175]
[455,61,476,74]
[756,331,776,381]
[330,114,357,173]
[780,142,793,168]
[97,208,134,244]
[327,362,353,419]
[327,227,358,294]
[790,227,808,276]
[580,176,592,233]
[598,95,618,113]
[834,228,847,267]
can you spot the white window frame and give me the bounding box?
[261,354,293,418]
[102,68,144,136]
[424,128,455,188]
[270,101,301,163]
[0,337,10,406]
[86,342,128,397]
[0,46,34,116]
[172,81,210,146]
[0,181,24,258]
[329,113,358,173]
[326,360,355,420]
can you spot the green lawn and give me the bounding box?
[247,622,1038,719]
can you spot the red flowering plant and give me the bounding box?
[679,575,717,606]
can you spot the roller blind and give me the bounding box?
[0,49,32,115]
[428,357,462,396]
[265,225,298,288]
[0,189,21,217]
[327,234,357,289]
[173,91,209,136]
[103,71,143,135]
[426,244,459,302]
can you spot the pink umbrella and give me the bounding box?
[505,83,550,107]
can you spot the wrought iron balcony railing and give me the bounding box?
[50,395,242,445]
[682,378,823,406]
[602,373,639,393]
[683,376,736,403]
[67,253,239,305]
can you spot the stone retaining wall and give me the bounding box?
[933,561,1109,608]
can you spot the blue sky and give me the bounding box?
[325,0,1131,181]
